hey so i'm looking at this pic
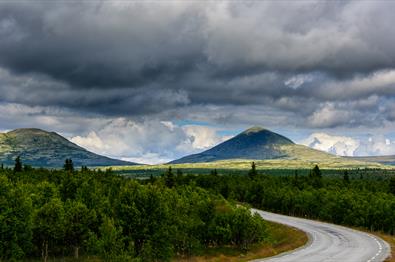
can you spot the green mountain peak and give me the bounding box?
[0,128,137,167]
[171,127,295,163]
[242,126,267,134]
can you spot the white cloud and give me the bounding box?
[355,135,395,156]
[120,154,173,165]
[70,131,109,153]
[300,132,395,156]
[300,133,360,156]
[70,119,228,164]
[182,125,225,150]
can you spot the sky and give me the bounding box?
[1,1,395,164]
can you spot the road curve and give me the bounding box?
[252,209,391,262]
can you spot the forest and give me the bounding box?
[174,164,395,235]
[0,160,269,261]
[2,158,395,261]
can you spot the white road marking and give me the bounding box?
[251,209,391,262]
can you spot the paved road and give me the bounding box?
[252,209,391,262]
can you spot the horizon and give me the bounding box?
[1,1,395,164]
[1,126,394,165]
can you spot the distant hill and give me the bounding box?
[347,155,395,166]
[170,127,386,169]
[0,128,137,167]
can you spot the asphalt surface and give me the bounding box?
[252,209,391,262]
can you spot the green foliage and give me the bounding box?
[14,156,22,173]
[64,200,96,258]
[0,176,33,260]
[164,166,175,188]
[88,216,129,260]
[248,162,257,179]
[390,177,395,195]
[3,162,394,261]
[310,165,322,178]
[343,170,350,184]
[210,169,218,176]
[182,167,395,235]
[0,165,269,260]
[64,158,74,172]
[32,198,65,261]
[207,206,268,250]
[176,169,183,178]
[309,165,323,188]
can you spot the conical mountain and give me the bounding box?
[0,128,137,167]
[171,126,296,164]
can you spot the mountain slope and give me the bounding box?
[171,127,295,164]
[170,127,385,168]
[0,128,137,167]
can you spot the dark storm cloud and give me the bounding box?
[0,2,205,88]
[1,1,395,128]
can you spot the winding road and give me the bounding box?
[252,209,391,262]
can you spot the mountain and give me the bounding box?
[171,126,297,163]
[170,127,384,168]
[0,128,137,167]
[171,127,294,164]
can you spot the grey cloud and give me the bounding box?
[0,1,395,131]
[0,68,190,116]
[1,1,395,84]
[0,2,206,87]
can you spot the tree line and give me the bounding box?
[172,164,395,235]
[3,156,395,261]
[0,158,269,261]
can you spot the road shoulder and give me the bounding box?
[173,220,308,262]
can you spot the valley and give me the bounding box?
[0,127,394,261]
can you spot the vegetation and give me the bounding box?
[175,220,307,262]
[108,165,393,181]
[13,155,22,173]
[0,158,270,261]
[109,152,388,177]
[2,154,395,261]
[176,165,395,235]
[63,158,74,172]
[349,155,395,166]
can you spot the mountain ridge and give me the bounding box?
[0,128,137,167]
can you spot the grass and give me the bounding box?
[174,221,308,262]
[361,231,395,262]
[109,158,386,172]
[106,161,391,179]
[105,144,389,176]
